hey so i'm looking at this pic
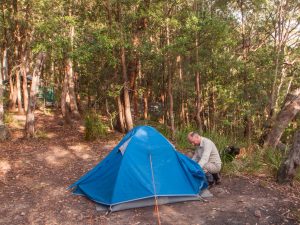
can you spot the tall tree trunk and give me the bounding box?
[0,63,10,141]
[25,53,46,138]
[128,58,138,119]
[0,19,8,125]
[61,68,69,119]
[66,58,80,118]
[239,0,251,139]
[268,1,284,120]
[1,3,8,81]
[61,62,72,125]
[264,88,300,148]
[0,64,4,126]
[120,46,133,131]
[2,48,8,81]
[277,130,300,184]
[66,4,80,118]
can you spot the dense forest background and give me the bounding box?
[0,0,299,180]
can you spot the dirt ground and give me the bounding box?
[1,111,300,225]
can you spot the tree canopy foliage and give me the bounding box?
[0,0,299,145]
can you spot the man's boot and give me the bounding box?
[205,172,215,187]
[212,173,221,185]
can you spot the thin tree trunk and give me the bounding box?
[120,46,133,131]
[21,53,28,112]
[143,80,149,120]
[168,64,175,139]
[194,36,203,133]
[264,88,300,148]
[143,87,149,120]
[133,58,142,118]
[177,55,185,127]
[116,95,126,133]
[195,70,202,131]
[239,0,251,140]
[9,74,17,111]
[25,53,46,138]
[277,130,300,184]
[185,103,190,127]
[105,98,114,130]
[166,20,175,139]
[210,86,216,131]
[16,69,23,113]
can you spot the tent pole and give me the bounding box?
[149,154,161,225]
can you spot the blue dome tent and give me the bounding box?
[69,126,208,212]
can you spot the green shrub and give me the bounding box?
[35,130,48,139]
[155,124,170,138]
[243,150,264,173]
[84,113,108,141]
[174,126,196,152]
[264,148,286,175]
[4,113,13,124]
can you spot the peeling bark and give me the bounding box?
[264,88,300,148]
[277,130,300,184]
[25,53,46,138]
[120,46,133,131]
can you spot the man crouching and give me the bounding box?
[187,132,222,187]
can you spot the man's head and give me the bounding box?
[187,132,201,146]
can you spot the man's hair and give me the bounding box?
[188,131,200,138]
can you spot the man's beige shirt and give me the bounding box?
[192,137,222,167]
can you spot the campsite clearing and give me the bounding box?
[1,112,299,225]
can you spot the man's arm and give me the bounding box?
[198,144,212,167]
[192,149,200,162]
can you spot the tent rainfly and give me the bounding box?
[69,126,208,212]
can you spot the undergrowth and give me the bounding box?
[159,125,300,182]
[84,112,108,141]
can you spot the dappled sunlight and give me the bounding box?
[38,146,75,167]
[46,132,59,139]
[48,186,69,198]
[13,159,25,168]
[0,160,11,181]
[68,144,92,160]
[79,125,85,133]
[159,204,204,225]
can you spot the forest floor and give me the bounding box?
[1,110,300,225]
